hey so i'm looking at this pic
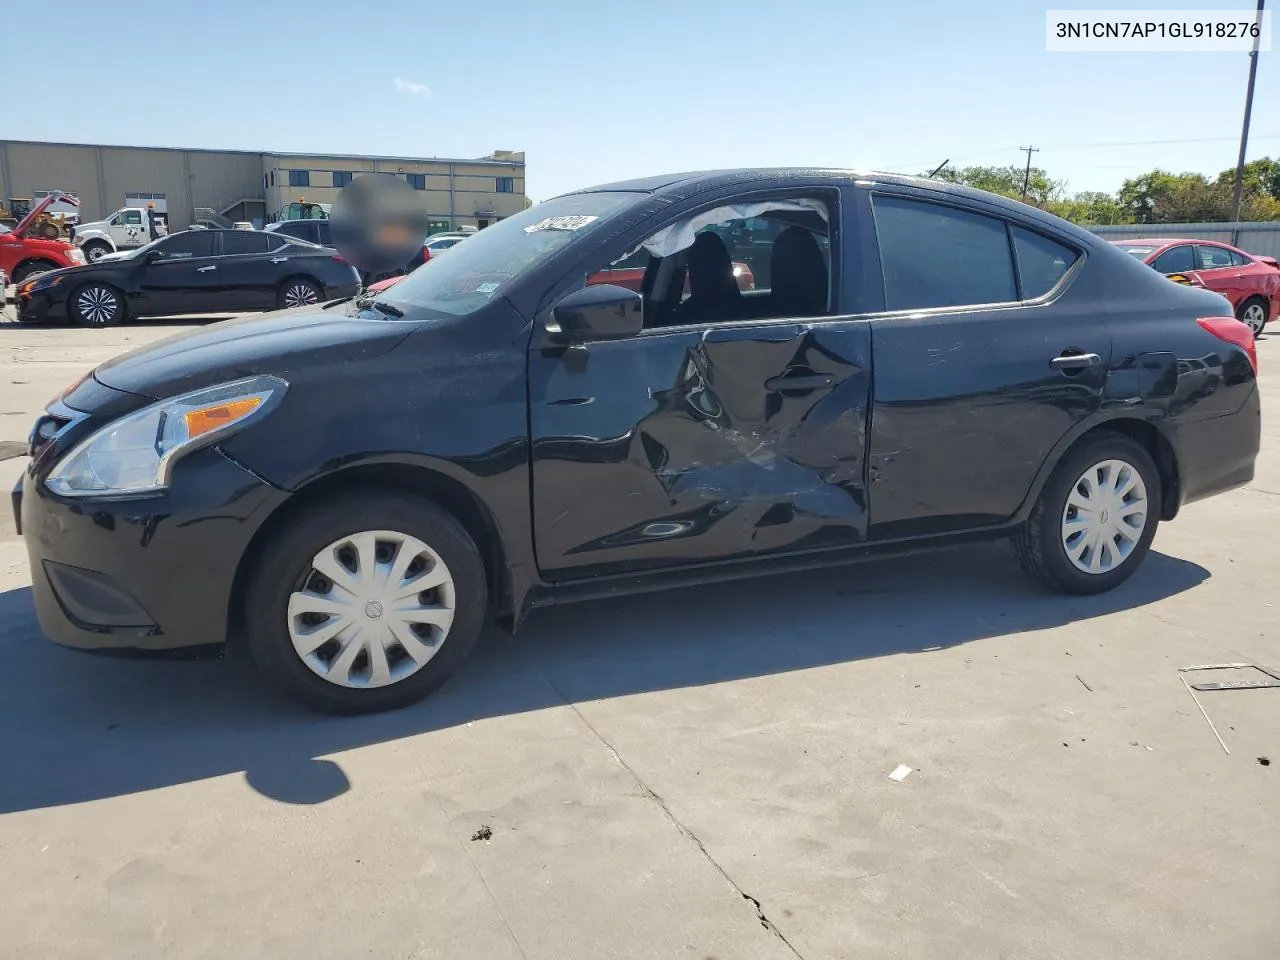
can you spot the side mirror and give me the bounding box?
[145,249,164,263]
[551,283,642,341]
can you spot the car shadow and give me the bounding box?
[0,542,1209,813]
[0,315,237,330]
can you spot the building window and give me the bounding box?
[270,170,275,187]
[288,170,310,188]
[496,177,514,193]
[333,171,353,188]
[406,173,426,190]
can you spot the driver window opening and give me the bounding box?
[588,198,833,329]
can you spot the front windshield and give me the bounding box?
[376,191,640,317]
[0,223,9,235]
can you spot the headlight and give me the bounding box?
[67,248,86,265]
[45,376,287,497]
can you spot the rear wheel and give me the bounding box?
[1236,296,1268,337]
[70,283,125,327]
[278,277,322,309]
[1014,433,1160,595]
[244,494,489,714]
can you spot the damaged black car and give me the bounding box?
[16,169,1261,713]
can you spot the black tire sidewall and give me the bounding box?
[70,283,124,327]
[1033,435,1161,594]
[244,494,489,714]
[277,277,321,309]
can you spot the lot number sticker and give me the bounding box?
[524,215,599,233]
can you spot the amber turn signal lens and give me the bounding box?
[184,397,263,439]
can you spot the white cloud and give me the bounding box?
[392,78,432,98]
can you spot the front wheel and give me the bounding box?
[70,283,125,327]
[278,277,322,309]
[1236,296,1269,337]
[1013,433,1160,595]
[244,494,489,714]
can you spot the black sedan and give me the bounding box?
[15,168,1260,714]
[15,228,361,327]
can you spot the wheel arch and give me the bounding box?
[226,460,516,646]
[1014,414,1181,525]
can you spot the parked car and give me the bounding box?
[15,228,360,326]
[265,218,333,247]
[15,169,1260,714]
[0,192,86,284]
[1113,238,1280,336]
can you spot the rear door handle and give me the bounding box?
[1050,352,1102,370]
[764,373,835,392]
[196,265,216,273]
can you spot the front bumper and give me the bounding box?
[17,445,288,652]
[15,288,68,323]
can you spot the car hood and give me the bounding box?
[93,304,415,399]
[75,219,111,232]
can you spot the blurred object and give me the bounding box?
[233,222,255,231]
[329,176,430,274]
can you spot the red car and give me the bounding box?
[1113,238,1279,336]
[363,248,756,296]
[0,192,86,284]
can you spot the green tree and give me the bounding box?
[928,164,1064,207]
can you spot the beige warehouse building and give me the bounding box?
[0,140,526,233]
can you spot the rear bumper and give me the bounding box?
[18,446,288,652]
[1170,385,1261,508]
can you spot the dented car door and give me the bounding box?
[528,318,872,580]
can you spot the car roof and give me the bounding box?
[561,167,1102,244]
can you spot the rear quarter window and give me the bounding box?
[1011,226,1078,299]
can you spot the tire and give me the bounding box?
[69,282,125,328]
[1013,433,1160,595]
[81,240,112,263]
[277,277,322,309]
[1236,296,1269,337]
[244,493,489,714]
[11,260,59,285]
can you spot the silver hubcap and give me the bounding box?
[77,286,117,325]
[284,283,319,307]
[87,246,106,262]
[1061,459,1148,574]
[1242,303,1265,334]
[288,530,456,689]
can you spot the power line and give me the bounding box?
[886,134,1280,172]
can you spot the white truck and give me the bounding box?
[73,205,169,262]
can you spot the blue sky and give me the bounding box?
[8,0,1276,200]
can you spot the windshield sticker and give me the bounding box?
[524,215,598,233]
[475,281,501,294]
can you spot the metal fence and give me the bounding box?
[1088,222,1280,257]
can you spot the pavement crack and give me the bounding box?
[537,668,806,960]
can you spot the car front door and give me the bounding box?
[527,189,873,581]
[111,209,147,249]
[1149,243,1196,278]
[862,187,1109,539]
[136,231,218,316]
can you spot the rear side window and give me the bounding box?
[872,195,1016,310]
[220,232,275,255]
[1011,226,1078,299]
[1197,245,1245,269]
[1151,245,1195,274]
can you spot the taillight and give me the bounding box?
[330,253,345,263]
[1197,316,1258,375]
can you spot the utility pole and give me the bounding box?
[1231,0,1266,226]
[1019,146,1039,201]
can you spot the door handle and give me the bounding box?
[196,265,216,273]
[270,257,288,263]
[764,373,835,392]
[1050,352,1102,371]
